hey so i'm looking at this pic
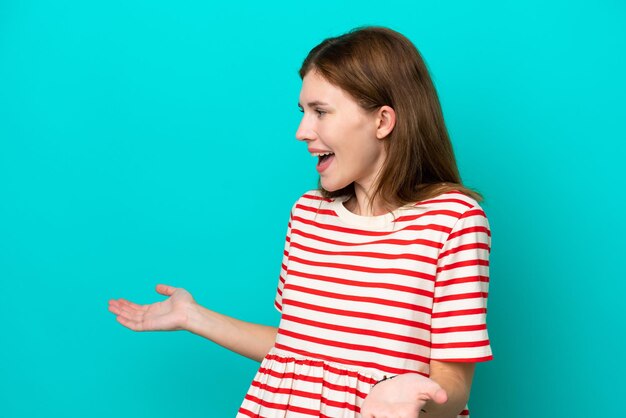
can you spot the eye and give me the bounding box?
[315,108,327,117]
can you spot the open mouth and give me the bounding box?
[318,153,334,165]
[313,152,335,172]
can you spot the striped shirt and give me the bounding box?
[238,190,492,418]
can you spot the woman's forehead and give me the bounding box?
[299,71,354,107]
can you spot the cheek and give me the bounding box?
[334,121,367,148]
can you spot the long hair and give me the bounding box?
[299,26,481,210]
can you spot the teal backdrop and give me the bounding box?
[1,1,624,416]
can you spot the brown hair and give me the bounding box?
[299,26,481,210]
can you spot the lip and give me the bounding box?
[308,147,333,154]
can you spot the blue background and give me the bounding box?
[1,1,624,416]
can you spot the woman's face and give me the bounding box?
[296,70,386,193]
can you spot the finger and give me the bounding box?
[431,388,447,404]
[108,301,122,315]
[421,387,447,405]
[118,305,148,328]
[418,383,447,405]
[110,300,144,324]
[110,301,146,331]
[116,298,148,312]
[116,314,144,331]
[156,284,177,296]
[113,302,140,317]
[119,304,146,322]
[109,300,138,316]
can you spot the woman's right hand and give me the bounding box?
[108,284,195,332]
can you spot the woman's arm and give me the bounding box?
[421,360,475,417]
[185,301,278,362]
[108,284,277,362]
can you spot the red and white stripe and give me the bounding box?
[239,190,491,418]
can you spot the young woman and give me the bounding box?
[109,26,492,418]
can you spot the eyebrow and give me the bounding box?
[297,100,330,108]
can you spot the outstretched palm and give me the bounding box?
[108,284,195,332]
[361,373,448,418]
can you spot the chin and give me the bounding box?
[320,180,340,192]
[320,178,352,193]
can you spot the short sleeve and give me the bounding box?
[274,205,295,312]
[431,205,492,362]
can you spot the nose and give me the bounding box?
[295,116,315,142]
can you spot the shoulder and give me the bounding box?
[424,192,490,244]
[298,189,330,202]
[290,189,336,211]
[396,191,489,240]
[412,190,487,220]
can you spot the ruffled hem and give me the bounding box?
[237,348,471,418]
[237,348,379,418]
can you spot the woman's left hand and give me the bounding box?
[360,373,448,418]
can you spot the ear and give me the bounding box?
[375,105,396,139]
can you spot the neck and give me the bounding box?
[345,186,389,216]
